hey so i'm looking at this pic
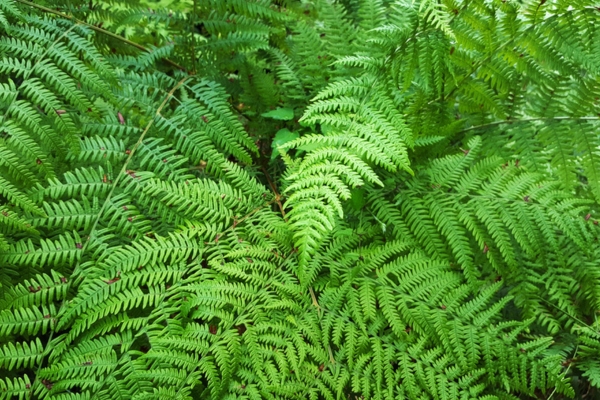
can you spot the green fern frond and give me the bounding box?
[2,0,600,398]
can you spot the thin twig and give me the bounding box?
[15,0,187,71]
[456,116,600,135]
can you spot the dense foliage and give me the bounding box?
[1,0,600,398]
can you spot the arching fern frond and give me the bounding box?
[2,0,600,398]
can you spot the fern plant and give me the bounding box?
[1,0,600,399]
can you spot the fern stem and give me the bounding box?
[458,116,600,135]
[24,75,192,397]
[73,76,192,282]
[261,166,286,219]
[307,285,335,365]
[14,0,187,71]
[191,0,197,74]
[547,345,578,400]
[204,198,278,241]
[535,295,595,333]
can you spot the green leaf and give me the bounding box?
[350,188,366,211]
[262,107,294,120]
[271,128,299,160]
